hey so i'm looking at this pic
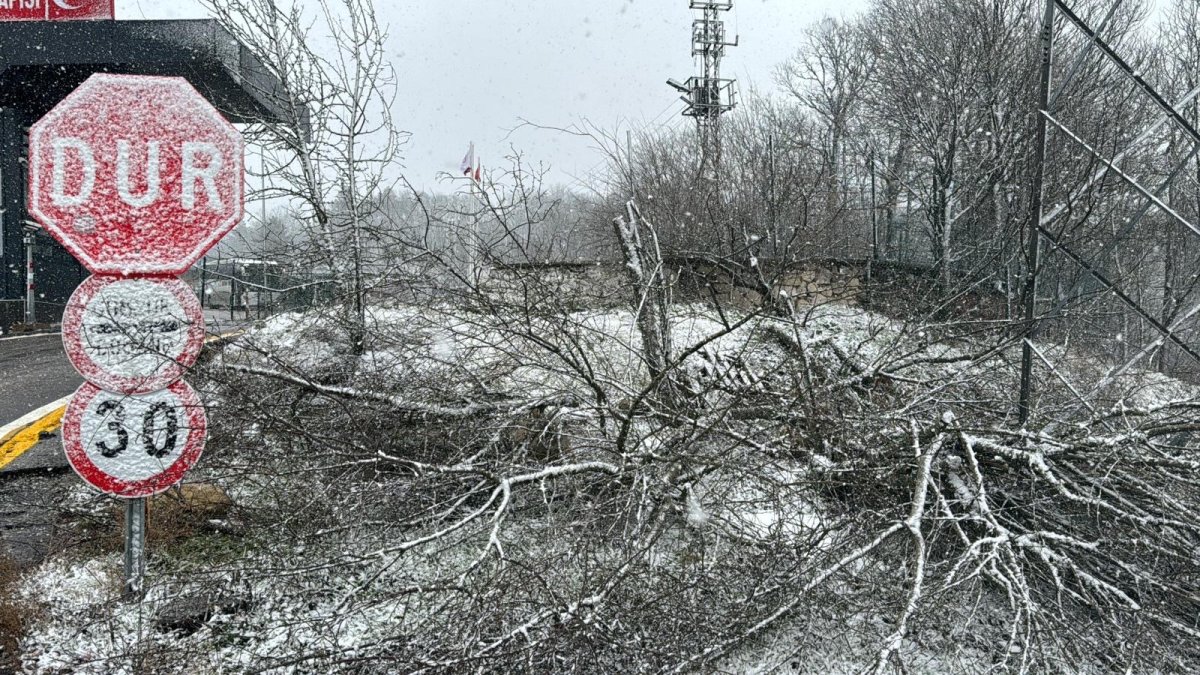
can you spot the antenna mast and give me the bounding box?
[669,1,738,187]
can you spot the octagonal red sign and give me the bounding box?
[29,73,245,276]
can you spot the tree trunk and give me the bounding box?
[612,201,683,407]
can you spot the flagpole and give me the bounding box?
[458,142,480,285]
[470,154,479,283]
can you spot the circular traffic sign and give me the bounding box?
[63,381,208,498]
[63,275,205,394]
[28,73,245,276]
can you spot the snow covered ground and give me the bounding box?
[13,297,1200,672]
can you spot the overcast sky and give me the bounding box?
[121,0,1173,192]
[121,0,871,191]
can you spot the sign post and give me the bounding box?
[28,72,244,598]
[124,498,146,595]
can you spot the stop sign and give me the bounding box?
[29,73,245,276]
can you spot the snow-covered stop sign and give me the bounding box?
[28,73,245,276]
[63,380,208,498]
[62,275,205,394]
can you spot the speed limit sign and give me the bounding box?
[62,381,208,498]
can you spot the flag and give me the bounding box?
[459,142,475,176]
[473,159,482,183]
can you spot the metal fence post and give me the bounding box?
[23,228,34,324]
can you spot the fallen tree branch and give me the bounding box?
[871,422,939,673]
[226,362,577,420]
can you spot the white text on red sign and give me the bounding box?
[50,138,226,211]
[28,74,246,276]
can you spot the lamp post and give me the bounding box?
[22,227,34,325]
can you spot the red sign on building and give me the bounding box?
[0,0,115,22]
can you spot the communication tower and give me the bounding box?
[668,1,739,185]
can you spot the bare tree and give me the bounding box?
[777,16,874,244]
[863,0,1040,289]
[200,0,403,356]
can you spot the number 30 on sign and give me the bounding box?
[62,381,207,498]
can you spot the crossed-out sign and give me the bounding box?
[62,276,205,394]
[30,73,245,498]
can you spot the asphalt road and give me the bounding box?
[0,334,78,569]
[0,333,81,423]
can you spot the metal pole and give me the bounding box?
[229,260,236,323]
[23,230,33,325]
[869,150,878,285]
[1018,0,1057,425]
[200,256,208,309]
[123,497,146,598]
[627,129,635,199]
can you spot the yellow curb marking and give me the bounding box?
[0,406,65,471]
[0,330,243,472]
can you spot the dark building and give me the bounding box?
[0,19,292,332]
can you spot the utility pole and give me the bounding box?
[668,1,738,192]
[1018,0,1057,426]
[869,150,878,286]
